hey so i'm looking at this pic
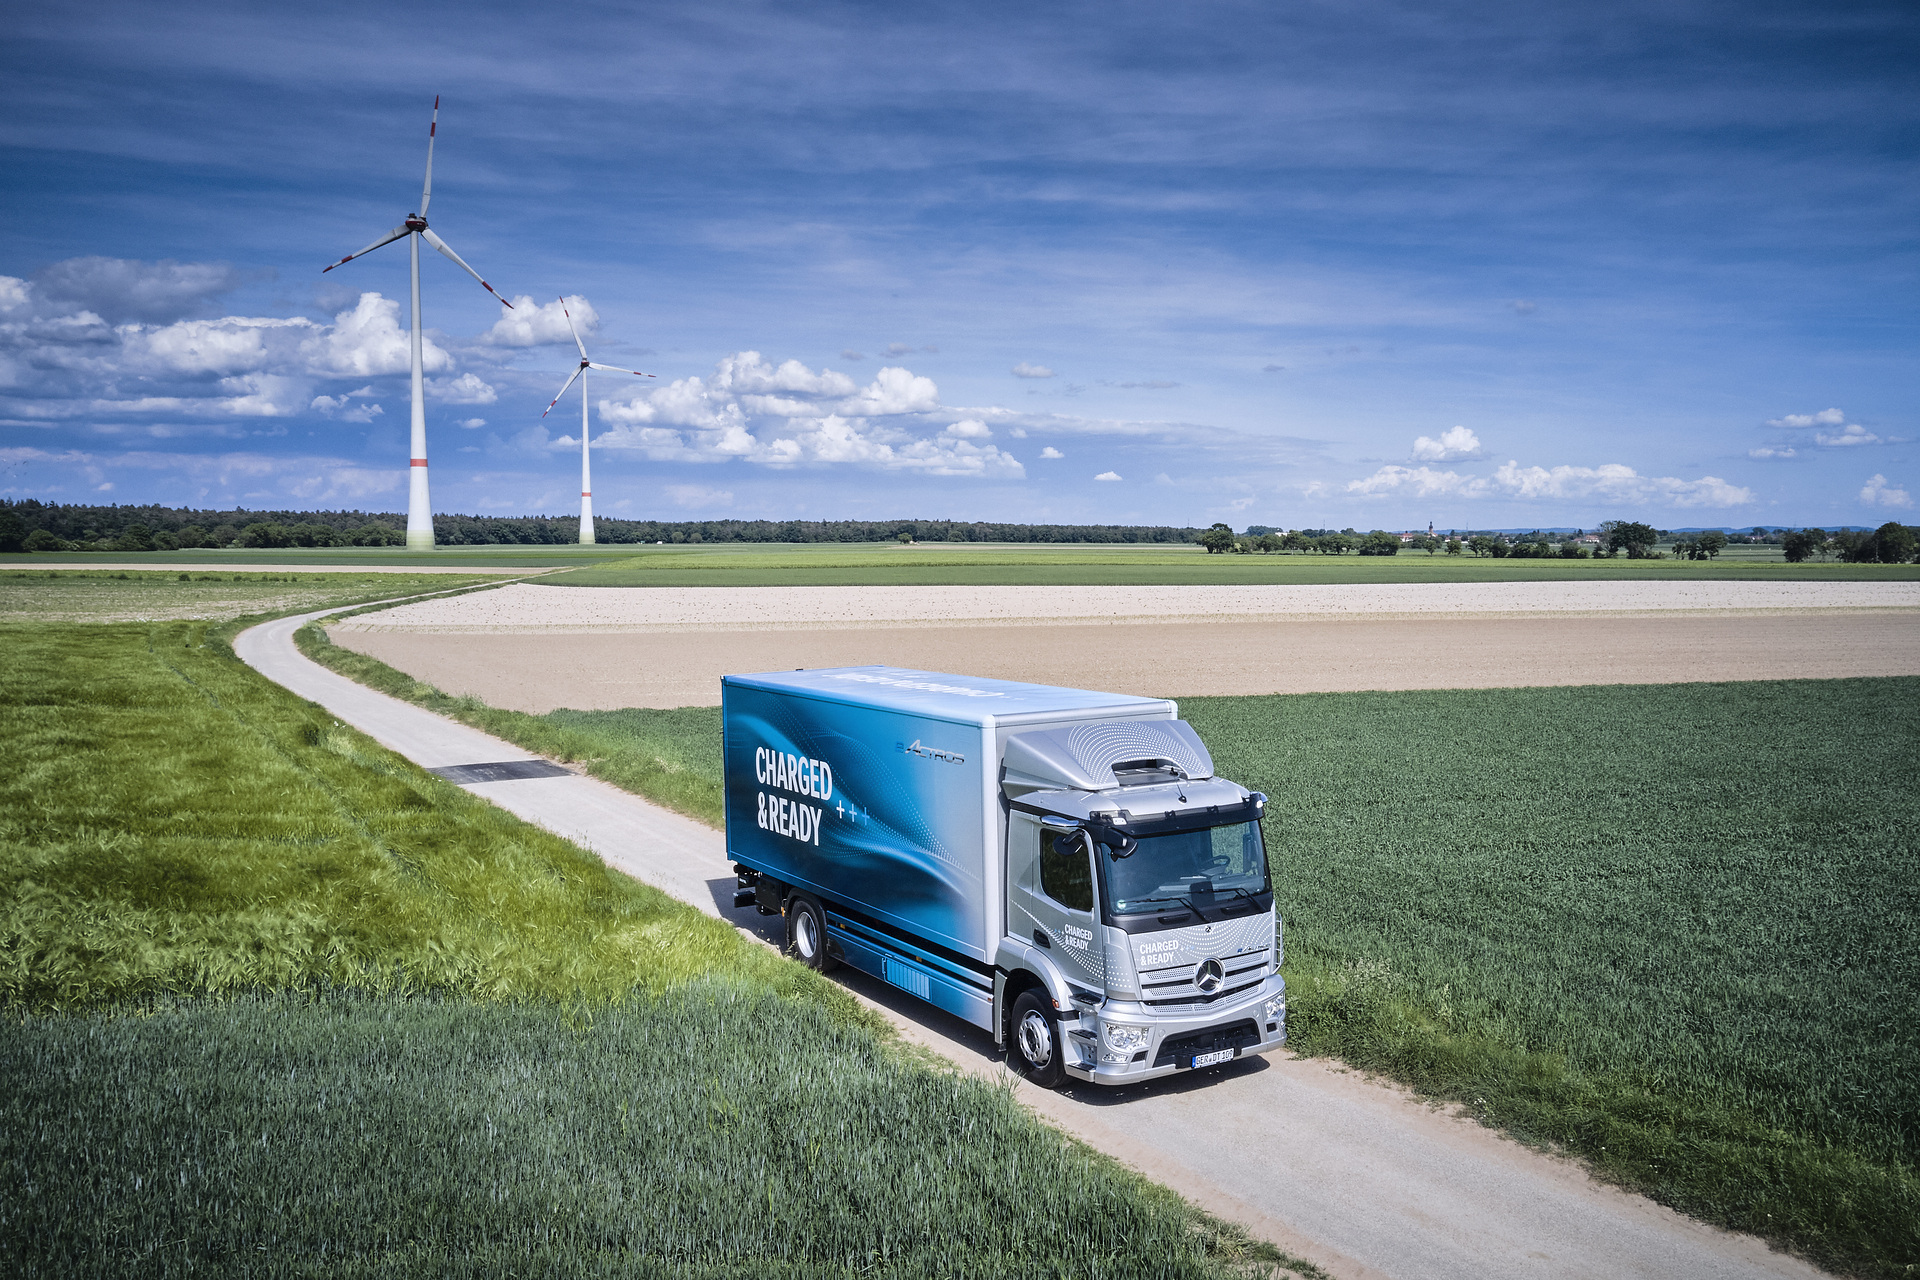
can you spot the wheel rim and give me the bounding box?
[1017,1009,1054,1070]
[795,909,819,960]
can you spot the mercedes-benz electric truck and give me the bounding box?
[724,666,1285,1087]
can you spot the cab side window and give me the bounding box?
[1039,831,1093,912]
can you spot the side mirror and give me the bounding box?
[1100,833,1138,859]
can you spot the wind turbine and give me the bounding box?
[540,298,652,545]
[322,96,513,550]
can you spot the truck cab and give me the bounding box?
[995,720,1286,1086]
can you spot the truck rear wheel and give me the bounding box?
[785,893,836,972]
[1009,989,1064,1088]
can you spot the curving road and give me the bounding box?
[237,605,1827,1280]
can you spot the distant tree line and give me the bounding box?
[0,500,1205,553]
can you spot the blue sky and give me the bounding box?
[1,0,1914,529]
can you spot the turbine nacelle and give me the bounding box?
[405,215,428,231]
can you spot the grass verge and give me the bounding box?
[298,616,725,826]
[294,630,1920,1275]
[2,616,1312,1278]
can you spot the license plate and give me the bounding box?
[1191,1048,1235,1069]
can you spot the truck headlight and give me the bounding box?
[1263,995,1285,1023]
[1101,1022,1151,1054]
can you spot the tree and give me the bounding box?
[112,523,156,552]
[1868,521,1919,564]
[1603,521,1660,558]
[1697,530,1727,560]
[1445,537,1463,555]
[1281,531,1311,552]
[23,528,66,552]
[1781,529,1818,563]
[1468,535,1496,557]
[1198,522,1237,553]
[1358,530,1401,556]
[1254,532,1283,553]
[0,510,24,553]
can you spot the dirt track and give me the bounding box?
[331,582,1919,711]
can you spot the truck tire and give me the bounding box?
[1008,989,1064,1089]
[785,893,836,972]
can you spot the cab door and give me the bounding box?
[1008,814,1105,989]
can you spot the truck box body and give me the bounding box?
[724,667,1171,1027]
[724,665,1286,1083]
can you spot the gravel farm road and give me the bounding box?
[237,604,1832,1280]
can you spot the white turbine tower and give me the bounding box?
[540,298,652,545]
[322,96,513,550]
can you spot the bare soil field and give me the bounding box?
[336,579,1920,630]
[329,581,1920,710]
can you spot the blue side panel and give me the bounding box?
[830,921,995,1031]
[724,678,990,962]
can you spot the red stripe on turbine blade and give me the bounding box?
[582,492,591,497]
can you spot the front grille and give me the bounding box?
[1142,978,1262,1008]
[1152,1018,1262,1069]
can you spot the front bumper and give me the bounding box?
[1061,975,1285,1085]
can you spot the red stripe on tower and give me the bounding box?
[410,459,428,467]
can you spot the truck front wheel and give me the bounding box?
[785,893,836,972]
[1009,989,1064,1088]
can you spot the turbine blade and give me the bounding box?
[559,297,589,359]
[541,365,584,418]
[587,361,654,378]
[419,94,439,217]
[420,227,513,307]
[322,223,409,273]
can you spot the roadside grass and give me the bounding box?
[0,568,503,623]
[298,618,726,826]
[296,634,1920,1275]
[2,618,1309,1279]
[0,618,819,1010]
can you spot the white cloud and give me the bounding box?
[429,372,497,405]
[309,293,450,377]
[34,256,245,324]
[1411,425,1482,462]
[482,295,597,347]
[841,349,864,360]
[1749,446,1797,459]
[1346,464,1482,498]
[132,315,317,377]
[1861,474,1912,508]
[593,350,1023,478]
[1815,424,1881,447]
[666,484,735,508]
[0,276,29,313]
[1510,299,1537,315]
[310,392,384,423]
[886,343,915,356]
[1040,446,1064,459]
[1095,470,1122,481]
[1768,407,1845,428]
[1346,459,1754,507]
[458,417,487,430]
[1012,362,1056,379]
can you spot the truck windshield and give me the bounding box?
[1097,820,1270,919]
